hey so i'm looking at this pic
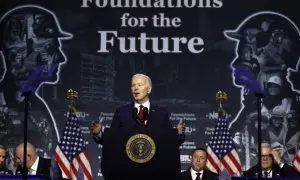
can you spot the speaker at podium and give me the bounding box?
[101,125,181,180]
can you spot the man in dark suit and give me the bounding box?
[15,143,51,179]
[90,73,185,180]
[0,145,13,175]
[243,143,300,178]
[90,73,185,144]
[181,148,218,180]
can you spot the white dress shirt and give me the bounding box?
[28,156,39,175]
[134,100,150,124]
[94,100,150,139]
[190,168,203,180]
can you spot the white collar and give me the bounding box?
[30,156,39,172]
[190,167,204,177]
[134,100,150,110]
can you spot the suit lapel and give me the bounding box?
[202,170,206,180]
[186,167,193,180]
[36,158,42,175]
[147,103,156,126]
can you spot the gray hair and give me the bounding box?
[132,74,152,88]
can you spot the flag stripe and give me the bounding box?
[77,154,93,180]
[227,151,242,173]
[54,113,93,180]
[82,152,93,179]
[54,148,71,179]
[293,152,300,172]
[206,115,242,176]
[206,156,221,174]
[221,158,235,176]
[207,147,222,174]
[72,158,79,175]
[71,159,79,180]
[223,154,240,176]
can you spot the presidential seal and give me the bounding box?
[126,134,156,163]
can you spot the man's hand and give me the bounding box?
[271,150,282,165]
[176,119,185,135]
[90,120,102,136]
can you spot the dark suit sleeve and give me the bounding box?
[204,170,218,180]
[109,108,121,129]
[281,163,300,178]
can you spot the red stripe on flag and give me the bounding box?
[76,153,93,180]
[54,152,71,179]
[207,155,221,174]
[221,158,234,176]
[71,163,78,177]
[228,151,242,173]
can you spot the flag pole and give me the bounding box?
[22,91,31,180]
[216,91,228,175]
[66,89,79,179]
[255,92,264,180]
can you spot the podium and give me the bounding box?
[101,126,181,180]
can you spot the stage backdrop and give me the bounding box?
[0,0,299,179]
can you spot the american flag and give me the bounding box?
[293,150,300,172]
[206,114,242,176]
[54,113,93,180]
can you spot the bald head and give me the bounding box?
[15,143,38,168]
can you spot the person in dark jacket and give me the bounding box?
[243,143,300,178]
[181,148,218,180]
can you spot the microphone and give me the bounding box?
[133,107,138,120]
[143,107,149,121]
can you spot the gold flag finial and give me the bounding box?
[216,91,227,116]
[66,89,78,112]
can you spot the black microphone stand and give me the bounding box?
[255,92,264,180]
[21,91,31,180]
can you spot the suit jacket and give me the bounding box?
[94,102,185,145]
[181,167,218,180]
[16,157,51,179]
[0,167,13,176]
[243,163,300,178]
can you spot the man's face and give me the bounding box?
[131,76,151,104]
[191,150,207,171]
[261,147,273,170]
[15,148,24,167]
[267,83,280,96]
[270,117,283,127]
[0,148,6,168]
[230,42,258,88]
